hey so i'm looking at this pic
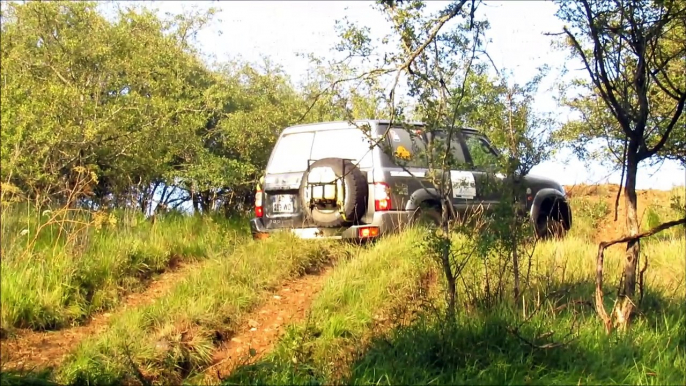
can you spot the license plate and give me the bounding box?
[272,196,294,213]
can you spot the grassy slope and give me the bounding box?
[2,186,683,385]
[1,210,249,331]
[54,233,345,385]
[224,188,686,385]
[340,235,685,385]
[223,228,435,385]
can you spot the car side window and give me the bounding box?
[431,132,467,167]
[386,128,469,169]
[463,134,499,170]
[387,128,428,168]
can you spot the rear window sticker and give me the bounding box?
[390,130,401,142]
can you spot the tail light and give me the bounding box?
[358,226,380,238]
[374,182,391,211]
[255,190,263,218]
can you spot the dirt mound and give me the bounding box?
[563,183,681,242]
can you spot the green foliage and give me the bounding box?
[0,1,381,214]
[554,0,686,167]
[1,1,208,204]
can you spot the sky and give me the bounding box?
[129,0,684,191]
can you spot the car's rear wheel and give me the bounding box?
[413,206,442,230]
[535,214,567,239]
[534,197,570,239]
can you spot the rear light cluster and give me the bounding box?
[257,183,390,218]
[374,182,391,211]
[255,190,263,218]
[358,226,379,238]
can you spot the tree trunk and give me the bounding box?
[441,199,457,315]
[512,204,520,304]
[618,149,641,330]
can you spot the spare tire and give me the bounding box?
[300,157,368,228]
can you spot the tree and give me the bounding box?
[555,0,686,331]
[326,0,555,313]
[0,1,221,211]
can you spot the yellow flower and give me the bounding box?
[395,145,412,160]
[108,213,118,226]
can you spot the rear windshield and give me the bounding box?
[266,132,315,174]
[266,128,374,174]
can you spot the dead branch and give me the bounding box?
[506,294,581,350]
[595,216,686,333]
[506,325,577,350]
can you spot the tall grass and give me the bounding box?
[223,196,685,385]
[1,205,249,331]
[55,233,345,385]
[337,233,685,385]
[223,228,435,385]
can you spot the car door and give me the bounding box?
[459,132,503,207]
[381,127,477,214]
[425,131,480,213]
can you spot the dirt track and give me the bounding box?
[0,263,193,372]
[201,266,335,383]
[0,262,336,383]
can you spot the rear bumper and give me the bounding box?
[250,210,413,240]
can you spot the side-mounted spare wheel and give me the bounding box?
[300,157,368,228]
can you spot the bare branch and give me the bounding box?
[562,26,633,136]
[641,92,686,159]
[595,216,686,333]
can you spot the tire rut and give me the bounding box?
[1,263,195,372]
[200,265,335,384]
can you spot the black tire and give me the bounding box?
[535,215,567,239]
[412,205,442,230]
[300,158,368,228]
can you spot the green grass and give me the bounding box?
[3,187,684,385]
[340,300,685,385]
[53,233,345,385]
[223,228,435,385]
[1,207,249,331]
[223,222,685,385]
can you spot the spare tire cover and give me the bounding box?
[300,157,368,228]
